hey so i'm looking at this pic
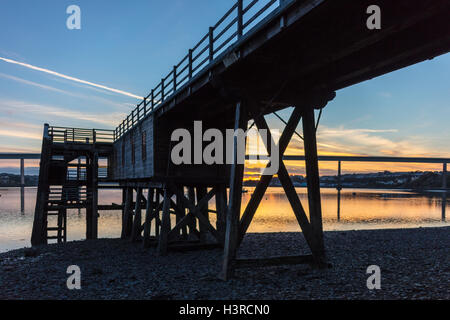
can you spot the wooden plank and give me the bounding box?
[221,101,247,280]
[302,107,326,265]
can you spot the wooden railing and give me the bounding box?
[49,126,114,144]
[114,0,284,140]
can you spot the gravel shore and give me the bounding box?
[0,227,448,300]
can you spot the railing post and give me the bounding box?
[189,49,193,79]
[151,89,155,110]
[209,27,214,62]
[237,0,243,38]
[161,79,165,101]
[93,129,96,144]
[173,65,177,91]
[143,98,147,115]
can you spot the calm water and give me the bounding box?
[0,187,448,253]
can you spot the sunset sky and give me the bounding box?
[0,0,449,175]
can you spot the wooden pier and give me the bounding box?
[30,0,450,279]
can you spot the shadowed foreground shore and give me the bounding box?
[0,227,448,300]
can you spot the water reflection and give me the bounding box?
[0,187,448,252]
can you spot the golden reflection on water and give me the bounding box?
[0,187,448,252]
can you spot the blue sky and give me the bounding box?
[0,0,449,172]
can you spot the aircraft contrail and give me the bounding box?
[0,56,143,100]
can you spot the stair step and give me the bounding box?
[47,236,64,240]
[46,227,63,231]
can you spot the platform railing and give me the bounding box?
[114,0,284,140]
[49,126,115,144]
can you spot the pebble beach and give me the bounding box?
[0,227,448,300]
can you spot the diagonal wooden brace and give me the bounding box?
[238,107,303,244]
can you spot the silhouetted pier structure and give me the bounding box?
[30,0,450,279]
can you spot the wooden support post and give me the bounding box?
[121,187,134,239]
[187,187,197,237]
[143,188,155,248]
[120,188,126,234]
[20,158,25,213]
[86,154,98,240]
[337,161,342,221]
[176,186,188,239]
[302,107,326,266]
[56,205,67,243]
[197,186,209,242]
[155,190,162,239]
[215,184,227,244]
[443,163,447,190]
[443,163,447,221]
[131,187,143,242]
[92,152,99,239]
[31,124,51,246]
[158,188,172,256]
[221,101,247,280]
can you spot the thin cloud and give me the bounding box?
[0,56,143,100]
[0,99,126,127]
[0,72,73,95]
